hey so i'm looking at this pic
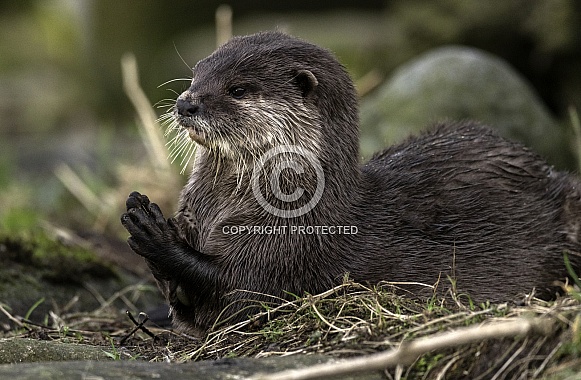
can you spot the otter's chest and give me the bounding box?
[176,193,233,252]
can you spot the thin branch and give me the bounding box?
[215,4,232,47]
[0,303,28,330]
[251,318,554,380]
[121,53,170,174]
[54,163,101,215]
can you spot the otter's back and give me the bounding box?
[357,121,581,300]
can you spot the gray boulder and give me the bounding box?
[360,46,571,168]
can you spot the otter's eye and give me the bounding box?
[229,87,246,99]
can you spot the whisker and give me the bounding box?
[158,77,192,88]
[180,141,197,174]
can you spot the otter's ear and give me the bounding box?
[295,69,318,98]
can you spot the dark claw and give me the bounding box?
[126,191,150,210]
[126,191,141,208]
[120,191,218,327]
[121,191,179,261]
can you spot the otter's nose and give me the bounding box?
[176,98,202,117]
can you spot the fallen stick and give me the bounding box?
[251,317,553,380]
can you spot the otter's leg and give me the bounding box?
[120,191,218,296]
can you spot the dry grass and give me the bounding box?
[52,52,182,236]
[47,15,581,377]
[165,282,581,379]
[4,280,581,379]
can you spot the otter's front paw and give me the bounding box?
[120,191,182,263]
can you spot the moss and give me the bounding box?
[0,228,117,284]
[0,207,39,234]
[412,353,446,377]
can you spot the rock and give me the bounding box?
[360,46,573,169]
[0,231,163,330]
[0,355,384,380]
[0,338,112,364]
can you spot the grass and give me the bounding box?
[1,17,580,377]
[3,279,581,379]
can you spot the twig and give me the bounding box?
[490,338,529,380]
[54,163,102,215]
[250,318,553,380]
[435,354,461,380]
[532,341,563,379]
[0,304,29,330]
[121,53,170,174]
[309,297,345,333]
[215,4,232,47]
[120,311,156,344]
[569,106,581,173]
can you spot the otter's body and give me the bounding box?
[122,31,581,333]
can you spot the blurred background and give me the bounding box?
[0,0,580,239]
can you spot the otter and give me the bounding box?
[121,31,581,333]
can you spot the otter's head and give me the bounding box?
[166,31,359,174]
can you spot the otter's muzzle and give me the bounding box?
[177,97,203,117]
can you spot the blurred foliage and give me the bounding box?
[388,0,581,113]
[0,0,580,234]
[1,0,580,134]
